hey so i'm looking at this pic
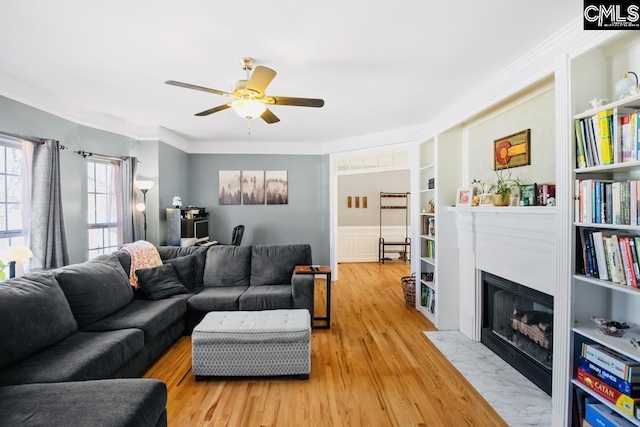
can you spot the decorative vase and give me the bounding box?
[492,194,510,206]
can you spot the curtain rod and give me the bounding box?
[0,130,67,149]
[74,150,128,162]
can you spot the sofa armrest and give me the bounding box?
[291,272,314,320]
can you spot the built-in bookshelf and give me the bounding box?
[569,31,640,426]
[412,129,461,330]
[418,138,436,322]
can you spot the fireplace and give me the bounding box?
[481,272,553,396]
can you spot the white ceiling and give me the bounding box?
[0,1,581,149]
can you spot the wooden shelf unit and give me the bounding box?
[378,192,410,263]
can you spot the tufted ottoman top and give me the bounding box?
[192,309,311,344]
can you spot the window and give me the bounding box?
[0,139,24,250]
[87,160,119,259]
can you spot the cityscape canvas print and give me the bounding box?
[218,170,241,205]
[241,171,265,205]
[265,171,288,205]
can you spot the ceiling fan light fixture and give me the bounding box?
[231,99,266,120]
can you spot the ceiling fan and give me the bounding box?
[165,57,324,124]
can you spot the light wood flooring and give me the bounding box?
[144,262,506,426]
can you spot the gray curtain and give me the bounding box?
[119,156,137,244]
[30,140,69,269]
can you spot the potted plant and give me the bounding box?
[490,168,522,206]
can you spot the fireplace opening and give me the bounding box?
[481,272,553,396]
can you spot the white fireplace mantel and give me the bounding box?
[449,206,557,341]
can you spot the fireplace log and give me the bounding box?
[511,316,552,349]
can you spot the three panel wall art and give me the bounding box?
[219,170,288,205]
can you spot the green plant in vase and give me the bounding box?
[0,260,5,281]
[490,168,522,206]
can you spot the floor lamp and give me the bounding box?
[135,180,154,241]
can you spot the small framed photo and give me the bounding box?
[479,194,494,206]
[456,187,472,207]
[520,184,538,206]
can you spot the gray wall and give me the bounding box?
[338,169,410,226]
[188,154,330,265]
[157,142,190,244]
[0,95,142,264]
[0,94,330,265]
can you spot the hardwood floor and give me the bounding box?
[144,262,507,426]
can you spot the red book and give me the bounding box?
[621,237,638,288]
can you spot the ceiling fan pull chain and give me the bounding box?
[247,120,251,135]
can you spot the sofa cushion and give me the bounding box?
[250,244,312,286]
[113,250,132,276]
[0,329,144,386]
[203,245,252,287]
[82,298,187,342]
[164,254,196,289]
[0,273,78,371]
[0,378,167,427]
[239,285,293,311]
[186,286,248,312]
[136,264,189,300]
[156,246,207,286]
[54,254,134,328]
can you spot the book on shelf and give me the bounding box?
[575,119,587,169]
[619,236,637,288]
[598,109,614,165]
[585,402,636,427]
[608,235,627,285]
[582,343,640,384]
[592,231,609,281]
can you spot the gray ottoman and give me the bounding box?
[192,309,311,380]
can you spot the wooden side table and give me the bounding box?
[295,265,332,329]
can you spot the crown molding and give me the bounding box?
[320,124,424,154]
[187,140,326,155]
[0,70,160,141]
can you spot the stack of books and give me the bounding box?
[577,343,640,420]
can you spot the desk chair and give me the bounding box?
[231,225,245,246]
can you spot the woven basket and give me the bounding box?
[401,273,416,306]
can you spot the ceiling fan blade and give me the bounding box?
[261,108,280,124]
[246,66,277,95]
[271,96,324,108]
[195,104,231,116]
[165,80,231,97]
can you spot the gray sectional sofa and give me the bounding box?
[0,243,314,426]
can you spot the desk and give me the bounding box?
[295,265,332,329]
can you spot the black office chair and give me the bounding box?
[231,225,245,246]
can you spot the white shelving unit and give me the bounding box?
[568,31,640,425]
[413,129,461,330]
[417,139,436,322]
